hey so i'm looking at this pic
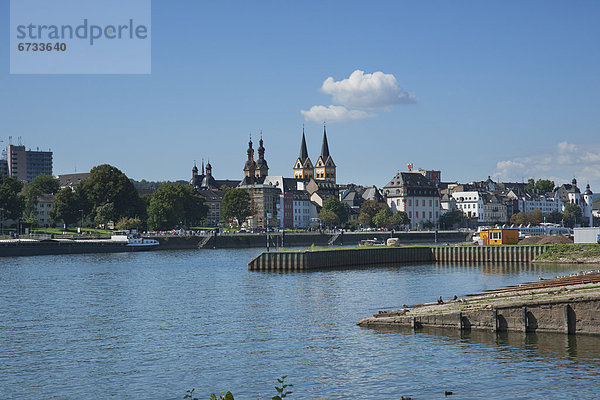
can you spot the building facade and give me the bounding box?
[383,172,441,227]
[7,144,53,182]
[451,191,484,223]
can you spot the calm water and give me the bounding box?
[1,249,599,399]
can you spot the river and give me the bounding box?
[1,249,599,399]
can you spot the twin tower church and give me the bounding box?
[242,125,337,185]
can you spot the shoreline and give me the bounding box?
[358,272,600,336]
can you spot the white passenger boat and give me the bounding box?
[111,232,159,249]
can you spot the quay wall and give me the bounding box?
[359,297,600,336]
[248,245,552,271]
[0,240,133,257]
[153,231,469,250]
[0,231,470,257]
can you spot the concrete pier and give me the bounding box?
[248,245,552,271]
[358,276,600,336]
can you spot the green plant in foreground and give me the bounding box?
[210,392,234,400]
[184,376,293,400]
[273,376,293,400]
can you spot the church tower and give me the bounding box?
[293,127,314,180]
[314,124,336,184]
[243,135,255,181]
[255,134,269,179]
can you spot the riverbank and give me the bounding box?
[358,272,600,335]
[534,244,600,264]
[0,231,470,257]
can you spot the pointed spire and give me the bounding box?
[258,130,265,156]
[299,126,309,162]
[320,122,330,160]
[201,158,205,175]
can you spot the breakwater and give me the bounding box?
[358,273,600,336]
[360,299,597,335]
[248,245,551,271]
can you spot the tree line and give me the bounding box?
[0,164,208,231]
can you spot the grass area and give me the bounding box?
[29,227,111,236]
[536,244,600,261]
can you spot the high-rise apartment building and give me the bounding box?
[6,144,53,182]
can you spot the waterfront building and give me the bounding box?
[555,179,594,226]
[189,161,238,226]
[35,194,54,227]
[238,136,282,228]
[383,172,441,228]
[451,191,484,223]
[6,144,52,182]
[481,193,508,224]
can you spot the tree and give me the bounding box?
[181,186,208,227]
[438,210,463,229]
[423,220,435,229]
[546,210,563,224]
[94,202,116,228]
[510,211,528,225]
[321,196,348,225]
[147,184,208,231]
[372,207,392,228]
[358,200,383,227]
[0,175,25,220]
[390,211,411,227]
[78,164,146,224]
[221,188,250,226]
[563,203,583,227]
[525,178,535,190]
[50,188,81,227]
[20,175,61,226]
[529,209,543,225]
[115,217,143,231]
[535,179,555,192]
[317,209,339,228]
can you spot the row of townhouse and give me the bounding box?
[446,178,596,227]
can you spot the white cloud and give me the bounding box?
[301,69,415,123]
[494,141,600,190]
[496,160,525,171]
[300,105,375,123]
[557,141,577,154]
[321,70,416,109]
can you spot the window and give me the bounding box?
[422,199,425,206]
[429,199,432,207]
[408,199,411,206]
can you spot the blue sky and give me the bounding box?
[2,0,600,191]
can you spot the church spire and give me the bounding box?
[299,125,309,162]
[320,122,330,160]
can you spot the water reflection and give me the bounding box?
[364,324,600,365]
